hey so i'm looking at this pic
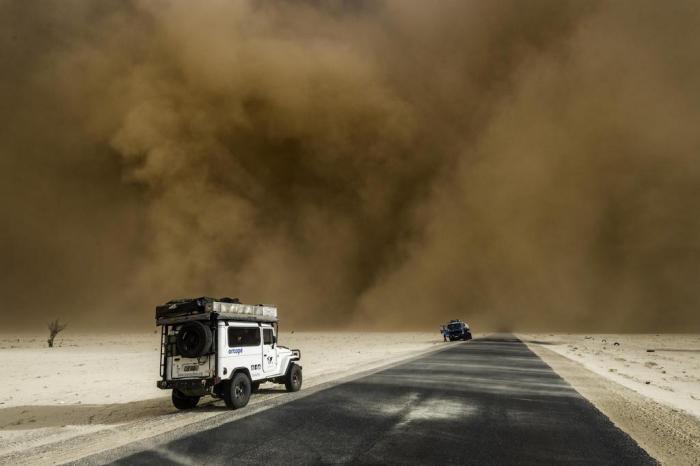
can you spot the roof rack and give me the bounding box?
[155,297,278,325]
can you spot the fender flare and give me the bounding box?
[280,354,301,376]
[222,367,252,382]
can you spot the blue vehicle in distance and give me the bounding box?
[441,320,472,341]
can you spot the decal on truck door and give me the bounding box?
[262,328,276,373]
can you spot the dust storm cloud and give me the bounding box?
[1,0,700,331]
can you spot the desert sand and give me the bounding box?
[522,334,700,418]
[0,331,444,464]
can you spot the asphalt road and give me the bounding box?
[105,336,655,465]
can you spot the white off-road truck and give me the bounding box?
[155,297,302,410]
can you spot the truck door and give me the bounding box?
[262,327,277,373]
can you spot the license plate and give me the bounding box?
[183,364,199,372]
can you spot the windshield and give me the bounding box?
[447,323,462,330]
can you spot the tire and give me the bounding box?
[251,381,261,393]
[176,321,212,358]
[284,364,302,392]
[224,372,251,409]
[171,389,200,410]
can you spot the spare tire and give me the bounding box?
[176,321,212,358]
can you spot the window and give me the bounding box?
[263,328,274,345]
[228,327,260,347]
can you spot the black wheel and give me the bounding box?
[466,332,472,340]
[284,364,302,392]
[251,381,261,393]
[171,389,200,410]
[176,321,212,358]
[224,372,251,409]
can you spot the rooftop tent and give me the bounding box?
[211,301,278,321]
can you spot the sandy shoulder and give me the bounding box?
[522,333,700,418]
[0,331,447,465]
[523,334,700,465]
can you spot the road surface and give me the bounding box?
[87,336,655,465]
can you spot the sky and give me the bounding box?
[2,0,700,332]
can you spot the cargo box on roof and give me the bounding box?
[155,297,278,324]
